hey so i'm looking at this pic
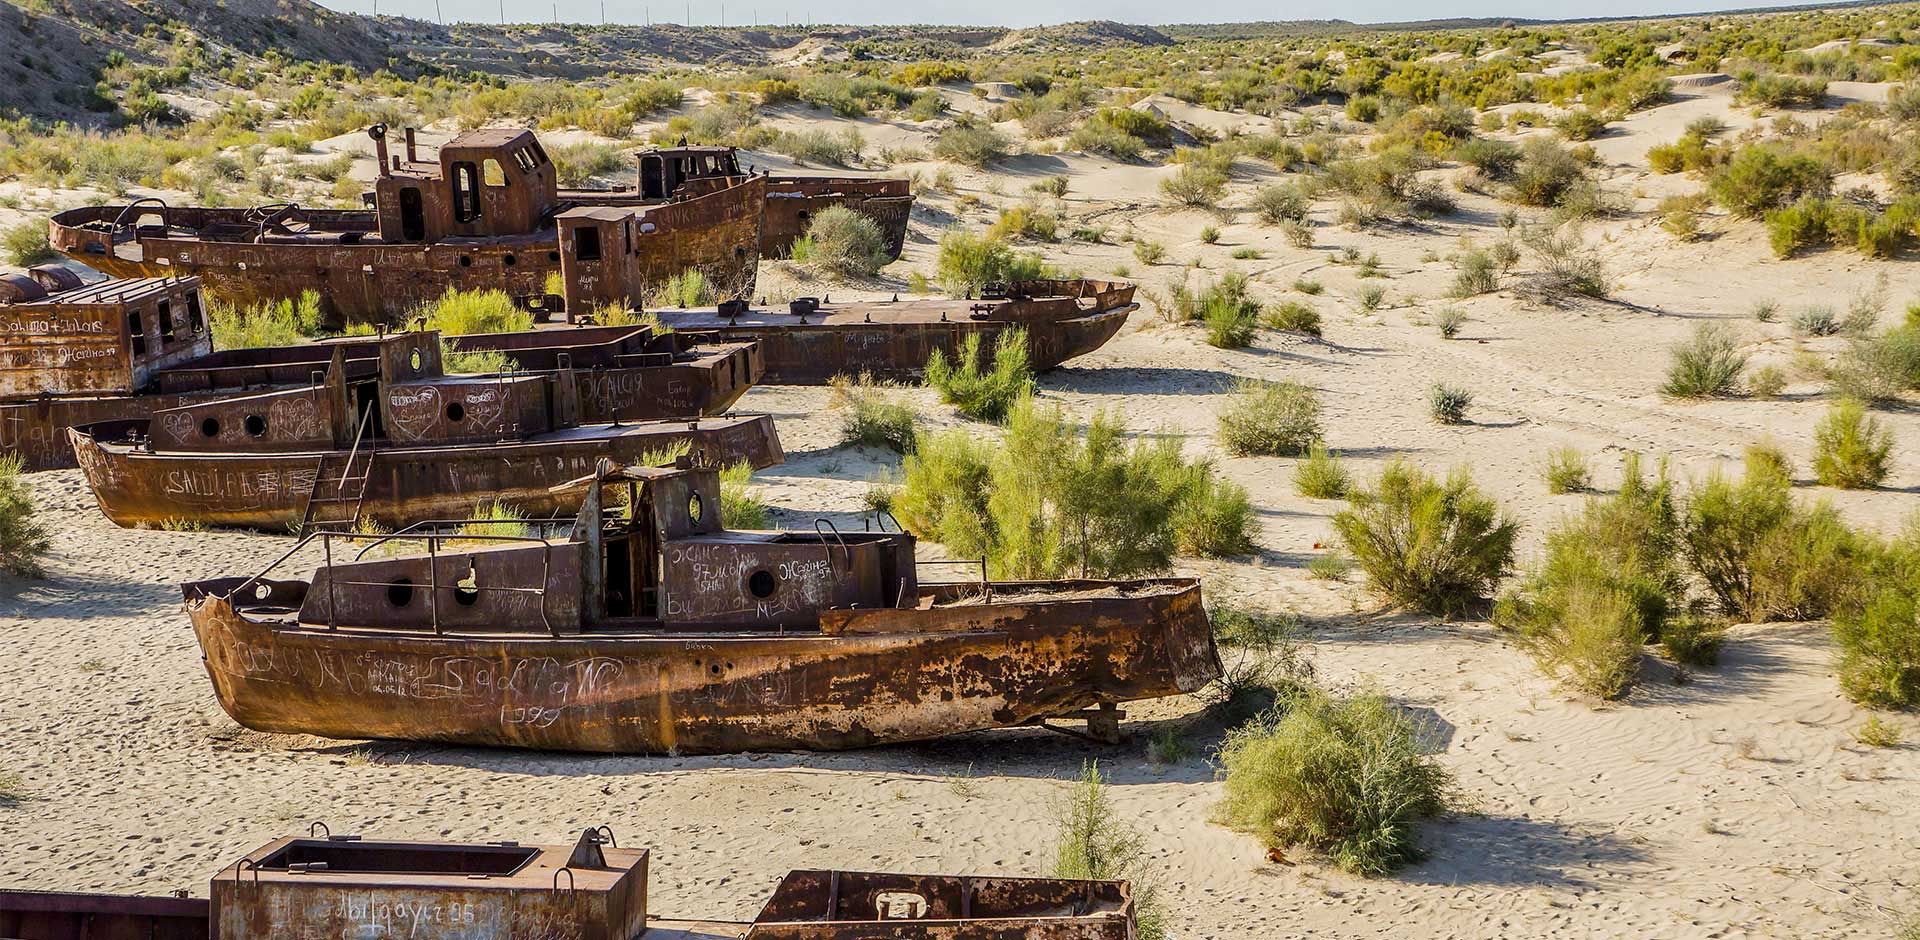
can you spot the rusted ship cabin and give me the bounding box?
[68,333,782,531]
[644,144,912,259]
[184,461,1220,754]
[605,280,1140,383]
[0,273,765,472]
[49,126,765,324]
[0,828,1139,940]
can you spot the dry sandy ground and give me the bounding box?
[4,78,1920,938]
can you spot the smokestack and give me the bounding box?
[404,128,417,164]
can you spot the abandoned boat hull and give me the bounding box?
[659,281,1139,384]
[3,392,229,472]
[69,416,783,530]
[48,180,764,326]
[185,580,1216,754]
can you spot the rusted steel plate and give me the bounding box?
[72,413,781,530]
[656,280,1138,384]
[758,178,913,260]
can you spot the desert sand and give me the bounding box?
[2,58,1919,940]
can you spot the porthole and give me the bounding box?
[547,250,560,262]
[244,414,267,438]
[387,577,415,607]
[503,253,517,267]
[446,401,466,422]
[454,569,480,606]
[687,492,704,523]
[747,569,776,599]
[458,255,473,267]
[408,348,423,373]
[200,417,221,438]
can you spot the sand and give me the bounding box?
[3,72,1919,940]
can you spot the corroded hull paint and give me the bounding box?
[186,580,1216,754]
[70,415,783,530]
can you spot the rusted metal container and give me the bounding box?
[49,130,912,327]
[1,276,768,472]
[649,280,1139,383]
[69,332,783,531]
[0,830,1136,940]
[182,461,1220,754]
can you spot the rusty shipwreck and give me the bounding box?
[182,461,1220,754]
[49,125,910,324]
[67,332,782,531]
[603,280,1139,384]
[0,272,766,472]
[0,827,1141,940]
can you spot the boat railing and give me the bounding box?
[228,523,561,637]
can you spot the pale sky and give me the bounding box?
[316,0,1831,30]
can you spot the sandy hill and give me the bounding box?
[1,0,398,122]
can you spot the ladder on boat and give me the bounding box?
[298,408,375,535]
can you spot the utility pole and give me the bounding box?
[434,0,441,23]
[499,0,505,24]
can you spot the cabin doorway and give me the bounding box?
[399,187,425,241]
[640,155,665,199]
[350,381,387,440]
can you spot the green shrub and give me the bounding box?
[829,372,917,453]
[1496,454,1689,698]
[1217,379,1321,457]
[791,205,889,276]
[1747,364,1789,397]
[1831,328,1920,402]
[1132,239,1167,265]
[2,221,54,266]
[1216,686,1455,875]
[1030,175,1069,197]
[1454,137,1520,179]
[1293,443,1350,499]
[1333,461,1518,615]
[547,141,623,186]
[1812,398,1893,489]
[1200,273,1262,349]
[771,127,864,166]
[1450,249,1497,297]
[1542,446,1591,494]
[1252,183,1310,224]
[1161,164,1228,207]
[925,328,1034,422]
[720,461,770,529]
[1266,300,1321,336]
[1509,138,1587,208]
[988,204,1059,242]
[456,501,530,543]
[1436,307,1467,339]
[1681,463,1865,621]
[0,454,51,579]
[1708,145,1834,218]
[648,269,715,308]
[933,123,1011,166]
[1792,305,1840,337]
[1356,284,1387,311]
[210,290,324,350]
[1066,118,1146,160]
[1171,468,1259,558]
[897,400,1254,578]
[1428,384,1471,424]
[934,230,1043,296]
[1737,72,1828,108]
[1052,762,1169,940]
[1834,582,1920,709]
[1662,322,1748,398]
[1555,109,1607,141]
[1200,224,1221,244]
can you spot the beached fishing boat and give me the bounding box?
[68,333,781,531]
[615,280,1139,383]
[49,127,910,325]
[0,272,764,472]
[182,460,1220,754]
[0,828,1138,940]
